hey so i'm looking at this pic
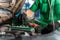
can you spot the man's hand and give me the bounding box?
[23,10,34,20]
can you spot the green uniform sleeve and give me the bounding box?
[30,0,40,12]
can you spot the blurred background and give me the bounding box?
[0,0,60,40]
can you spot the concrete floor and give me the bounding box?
[0,30,60,40]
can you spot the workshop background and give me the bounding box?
[0,0,60,40]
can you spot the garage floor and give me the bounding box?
[0,30,60,40]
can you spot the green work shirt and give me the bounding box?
[30,0,60,28]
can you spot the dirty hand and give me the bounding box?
[23,10,34,20]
